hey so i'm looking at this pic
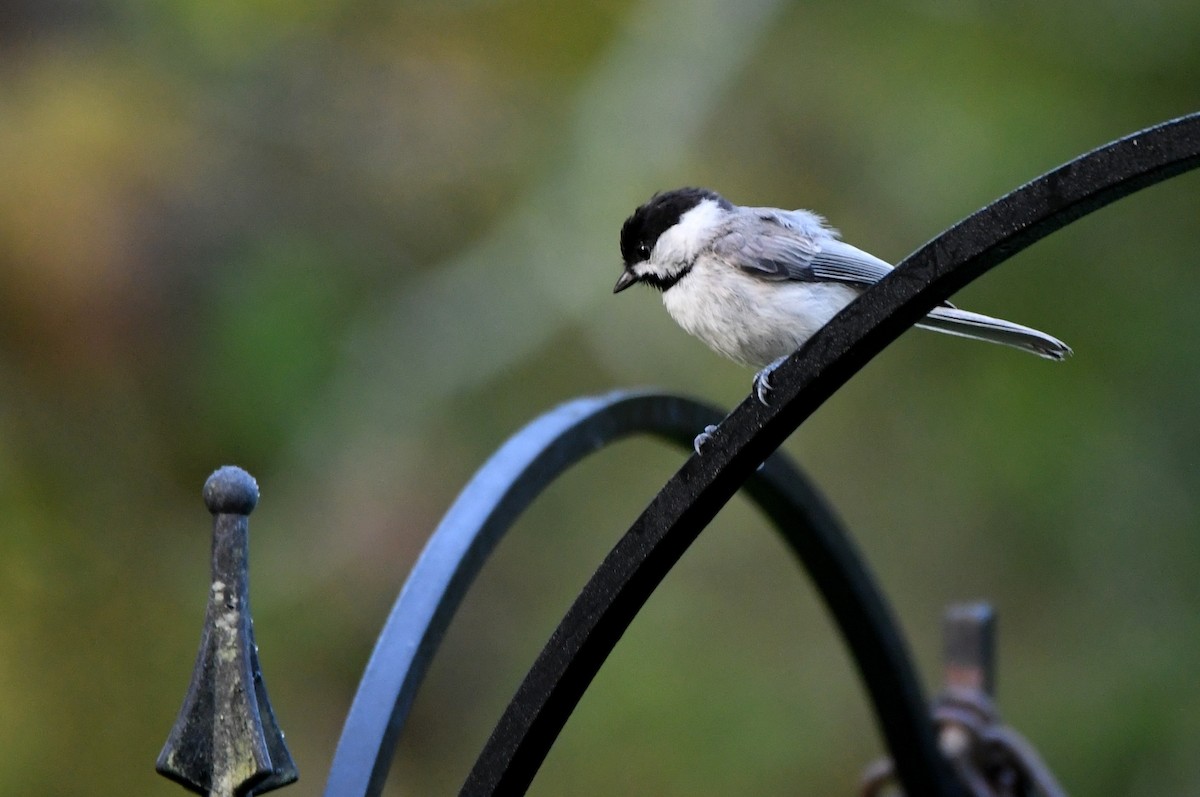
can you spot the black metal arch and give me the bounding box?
[460,113,1200,796]
[324,390,943,795]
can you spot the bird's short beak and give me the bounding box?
[613,271,637,294]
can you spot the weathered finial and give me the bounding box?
[157,466,297,796]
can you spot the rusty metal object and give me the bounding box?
[861,604,1066,797]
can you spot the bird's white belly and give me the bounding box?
[662,274,860,368]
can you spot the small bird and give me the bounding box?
[614,187,1071,413]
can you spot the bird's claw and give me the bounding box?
[693,424,719,455]
[753,372,773,405]
[752,357,787,406]
[695,425,768,473]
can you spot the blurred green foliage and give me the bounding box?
[0,0,1197,794]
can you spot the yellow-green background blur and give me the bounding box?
[1,1,1198,794]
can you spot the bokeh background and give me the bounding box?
[1,0,1198,794]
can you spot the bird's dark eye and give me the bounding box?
[636,243,651,260]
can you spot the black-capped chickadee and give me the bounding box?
[614,187,1071,412]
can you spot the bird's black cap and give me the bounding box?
[619,187,729,268]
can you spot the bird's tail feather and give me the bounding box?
[916,306,1072,361]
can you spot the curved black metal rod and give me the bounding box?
[324,390,941,796]
[461,113,1200,796]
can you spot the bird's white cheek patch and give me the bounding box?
[654,200,726,262]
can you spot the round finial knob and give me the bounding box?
[203,466,260,515]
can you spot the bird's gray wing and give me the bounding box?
[715,226,822,281]
[807,239,896,285]
[716,212,894,287]
[809,239,956,308]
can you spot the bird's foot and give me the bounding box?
[752,356,788,406]
[695,424,767,472]
[693,424,719,455]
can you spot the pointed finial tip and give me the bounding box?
[203,466,260,515]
